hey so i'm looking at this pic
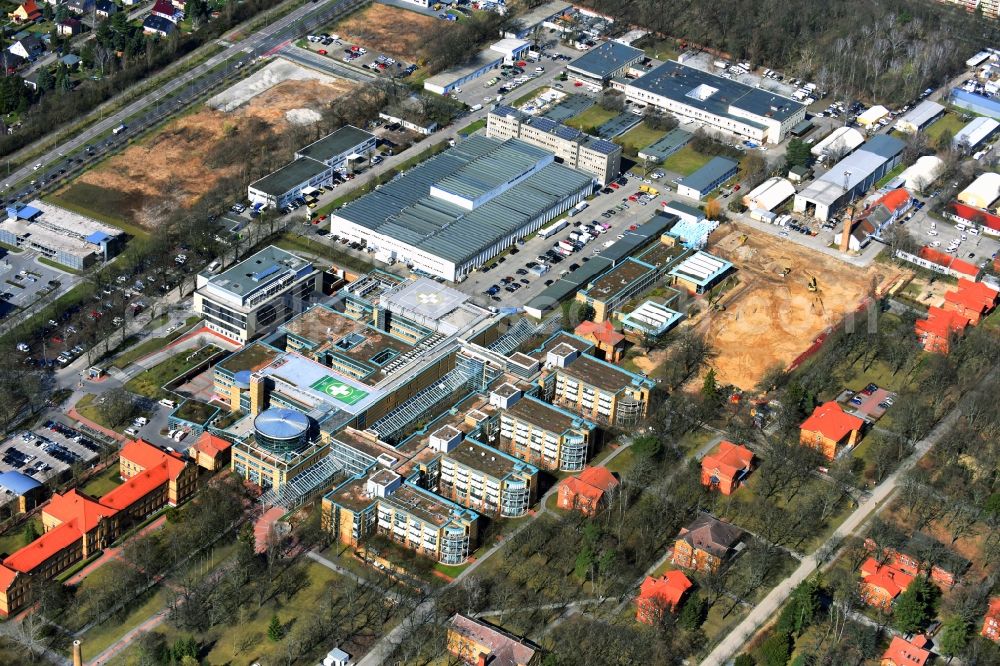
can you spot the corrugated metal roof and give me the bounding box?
[678,156,739,193]
[567,41,644,79]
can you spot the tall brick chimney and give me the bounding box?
[839,205,855,253]
[72,640,83,666]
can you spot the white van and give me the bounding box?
[159,398,176,409]
[470,103,483,112]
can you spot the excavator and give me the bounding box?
[807,274,818,292]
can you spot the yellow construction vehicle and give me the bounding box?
[807,276,818,292]
[738,234,748,246]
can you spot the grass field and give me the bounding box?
[273,232,376,275]
[925,112,967,143]
[875,162,906,189]
[565,105,619,132]
[662,145,712,176]
[616,123,666,155]
[124,344,221,399]
[0,516,42,557]
[81,466,123,498]
[112,316,202,369]
[635,37,679,62]
[458,118,486,136]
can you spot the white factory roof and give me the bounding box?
[857,105,890,126]
[898,156,943,192]
[954,116,1000,149]
[742,177,795,211]
[669,250,732,287]
[894,100,943,132]
[958,172,1000,208]
[811,127,865,157]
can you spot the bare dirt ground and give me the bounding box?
[57,62,357,228]
[332,3,439,62]
[691,224,909,390]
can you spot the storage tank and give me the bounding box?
[253,407,311,455]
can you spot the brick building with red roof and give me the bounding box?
[859,557,914,609]
[187,432,233,471]
[700,441,755,495]
[557,466,619,516]
[574,320,626,362]
[636,570,693,623]
[942,278,998,325]
[0,439,197,617]
[881,635,931,666]
[919,246,980,280]
[915,306,970,354]
[799,401,864,460]
[982,596,1000,642]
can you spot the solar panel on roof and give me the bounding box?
[554,125,582,141]
[588,139,619,155]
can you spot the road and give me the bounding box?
[700,401,966,666]
[280,43,376,81]
[3,0,367,199]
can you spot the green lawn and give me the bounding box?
[616,123,666,155]
[661,145,712,176]
[925,112,967,143]
[565,105,619,132]
[273,233,376,275]
[76,586,170,659]
[124,344,221,399]
[458,118,486,136]
[875,163,906,189]
[835,356,916,396]
[112,316,202,369]
[604,447,636,475]
[634,37,679,62]
[81,466,123,498]
[173,399,217,425]
[0,516,42,557]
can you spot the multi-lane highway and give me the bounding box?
[2,0,366,204]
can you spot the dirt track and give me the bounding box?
[694,224,908,390]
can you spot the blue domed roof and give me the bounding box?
[254,408,310,440]
[0,471,42,496]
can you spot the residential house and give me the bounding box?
[700,441,755,495]
[95,0,118,17]
[859,557,914,609]
[982,596,1000,642]
[672,512,745,574]
[8,35,45,61]
[942,278,998,325]
[915,306,969,354]
[66,0,95,14]
[2,51,26,75]
[574,320,626,362]
[151,0,181,22]
[57,18,83,37]
[799,401,864,460]
[187,432,233,471]
[557,466,618,516]
[8,0,41,22]
[881,635,931,666]
[864,527,970,589]
[636,570,693,623]
[446,613,542,666]
[836,188,913,251]
[143,14,176,36]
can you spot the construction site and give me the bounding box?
[51,60,357,229]
[329,3,440,62]
[691,224,908,389]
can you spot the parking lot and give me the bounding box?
[455,175,662,306]
[0,249,76,310]
[904,202,1000,269]
[301,34,418,79]
[0,420,105,483]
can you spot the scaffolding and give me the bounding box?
[259,454,346,509]
[367,365,477,443]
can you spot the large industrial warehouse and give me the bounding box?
[793,135,905,222]
[623,61,806,144]
[330,135,595,281]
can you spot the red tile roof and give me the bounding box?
[944,278,999,314]
[948,201,1000,233]
[121,439,187,480]
[151,0,176,14]
[193,432,232,459]
[882,635,931,666]
[919,246,980,278]
[860,557,914,599]
[639,570,693,610]
[800,401,863,442]
[3,521,83,574]
[701,441,754,480]
[575,320,626,347]
[561,466,619,503]
[99,464,168,511]
[0,564,18,591]
[45,490,117,533]
[878,188,911,213]
[916,306,970,341]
